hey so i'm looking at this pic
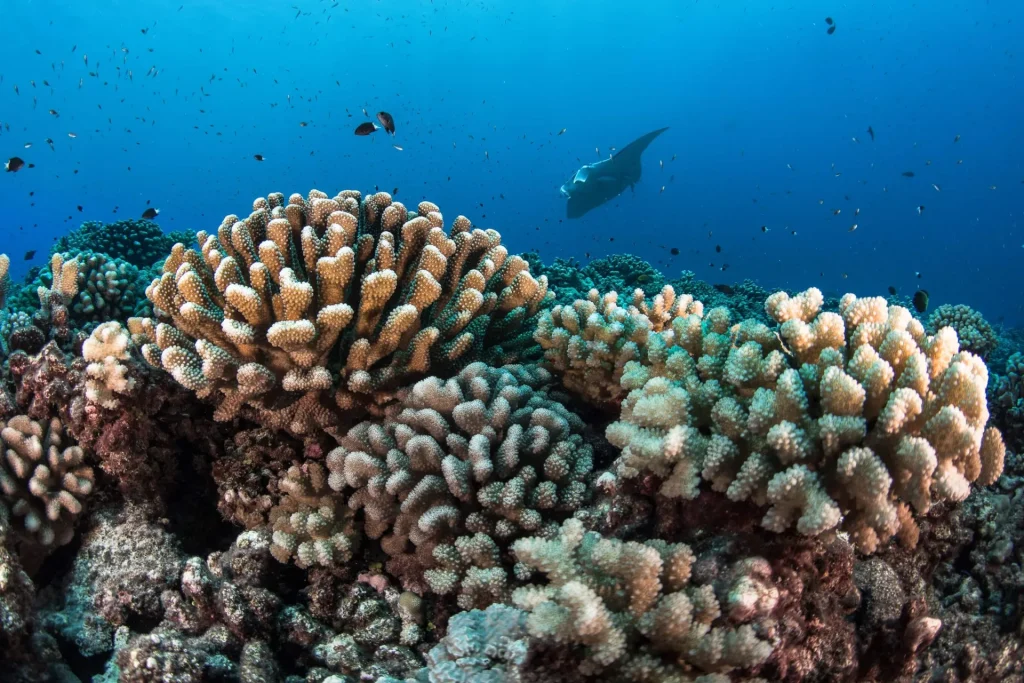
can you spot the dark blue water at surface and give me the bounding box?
[1,0,1021,323]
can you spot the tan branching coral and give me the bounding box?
[325,362,593,602]
[129,189,550,437]
[511,518,777,677]
[269,461,359,570]
[582,286,1007,554]
[0,253,10,309]
[0,415,93,546]
[534,285,703,410]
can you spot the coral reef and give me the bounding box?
[52,218,180,268]
[927,303,998,361]
[326,361,593,603]
[535,285,704,410]
[4,211,1020,683]
[0,253,9,309]
[131,189,550,438]
[599,286,1005,553]
[990,351,1024,454]
[511,517,776,678]
[0,414,93,546]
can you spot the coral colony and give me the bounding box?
[1,190,1022,682]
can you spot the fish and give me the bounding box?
[833,209,841,216]
[932,183,941,192]
[867,125,874,141]
[253,154,265,161]
[901,171,915,177]
[354,122,378,135]
[715,245,722,253]
[713,284,735,295]
[5,156,25,172]
[917,205,925,215]
[954,134,960,143]
[299,121,308,127]
[48,109,59,117]
[68,132,77,138]
[825,17,834,25]
[827,24,836,35]
[23,143,31,148]
[761,225,769,232]
[670,247,679,256]
[24,250,36,259]
[392,144,403,151]
[141,208,160,219]
[45,138,54,150]
[848,224,858,232]
[557,128,566,135]
[852,136,859,143]
[912,290,929,313]
[854,208,860,216]
[559,127,668,219]
[376,111,395,135]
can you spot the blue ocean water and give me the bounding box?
[2,0,1021,324]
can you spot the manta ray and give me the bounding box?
[560,127,669,219]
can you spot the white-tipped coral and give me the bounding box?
[511,518,776,677]
[534,285,703,410]
[591,286,1006,553]
[0,415,94,546]
[82,321,136,409]
[130,190,551,437]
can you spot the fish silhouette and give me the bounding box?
[560,127,668,219]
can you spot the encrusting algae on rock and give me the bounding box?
[129,189,551,438]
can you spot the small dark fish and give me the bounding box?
[253,154,265,161]
[760,225,769,232]
[24,250,36,260]
[887,286,897,295]
[141,207,159,219]
[376,111,395,135]
[827,24,836,35]
[953,134,960,143]
[825,17,834,25]
[715,244,721,253]
[912,290,929,313]
[670,247,679,256]
[354,122,378,136]
[867,125,874,141]
[901,171,915,177]
[76,205,82,212]
[917,205,925,215]
[713,284,735,295]
[5,156,25,172]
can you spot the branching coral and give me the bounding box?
[269,461,359,570]
[510,518,778,678]
[989,351,1024,454]
[0,253,9,309]
[130,189,550,438]
[52,218,178,268]
[82,321,136,409]
[535,285,704,410]
[325,361,593,604]
[0,414,93,546]
[927,303,998,361]
[594,286,1006,553]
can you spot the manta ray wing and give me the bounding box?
[563,127,669,219]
